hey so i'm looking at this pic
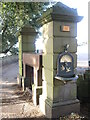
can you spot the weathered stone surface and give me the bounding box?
[18,35,23,76]
[42,68,57,85]
[19,40,22,50]
[20,25,38,35]
[39,95,46,114]
[42,53,53,70]
[45,99,80,118]
[41,79,77,102]
[18,36,22,56]
[43,21,53,38]
[22,43,35,52]
[43,37,53,54]
[40,96,80,118]
[19,51,22,60]
[39,2,82,118]
[22,35,36,43]
[53,2,77,15]
[38,2,83,26]
[42,74,78,103]
[42,69,77,102]
[53,37,77,53]
[41,81,47,99]
[44,37,77,54]
[53,21,77,37]
[19,66,23,76]
[32,85,42,106]
[18,25,38,78]
[53,82,77,102]
[19,59,22,68]
[43,21,77,38]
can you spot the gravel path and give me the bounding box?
[0,62,45,120]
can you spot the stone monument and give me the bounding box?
[38,2,83,118]
[18,25,42,106]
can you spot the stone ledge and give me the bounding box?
[45,98,79,107]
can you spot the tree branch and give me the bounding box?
[2,44,14,54]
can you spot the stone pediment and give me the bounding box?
[53,2,77,16]
[20,25,38,35]
[37,2,83,26]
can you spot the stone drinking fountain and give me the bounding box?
[38,2,83,118]
[18,2,83,119]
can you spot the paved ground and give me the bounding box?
[0,62,45,119]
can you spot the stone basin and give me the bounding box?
[55,75,78,83]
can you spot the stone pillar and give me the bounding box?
[39,2,83,118]
[17,25,38,87]
[32,60,42,106]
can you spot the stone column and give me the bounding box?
[32,59,42,106]
[39,2,83,118]
[17,25,38,87]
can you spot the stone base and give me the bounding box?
[39,95,46,114]
[39,96,80,118]
[32,85,42,106]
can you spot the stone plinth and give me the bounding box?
[45,99,80,118]
[38,2,83,118]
